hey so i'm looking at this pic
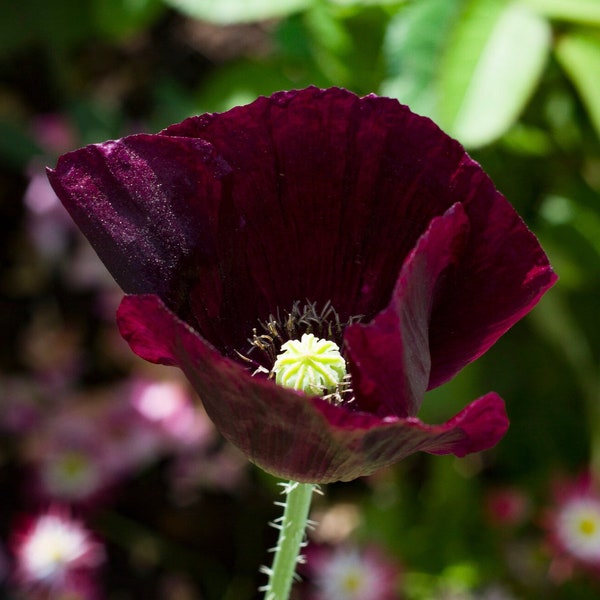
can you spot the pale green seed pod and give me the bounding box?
[272,333,347,396]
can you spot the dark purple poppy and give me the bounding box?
[47,87,556,483]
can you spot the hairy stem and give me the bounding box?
[261,481,315,600]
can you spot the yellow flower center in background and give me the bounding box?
[342,571,362,592]
[579,517,597,537]
[558,497,600,562]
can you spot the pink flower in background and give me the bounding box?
[302,543,400,600]
[24,163,75,260]
[11,507,104,594]
[129,378,214,449]
[484,486,531,528]
[93,384,165,476]
[34,442,112,506]
[17,374,228,508]
[94,378,201,477]
[25,409,116,505]
[31,114,78,155]
[24,114,79,261]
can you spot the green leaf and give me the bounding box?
[162,0,313,24]
[341,5,392,93]
[303,3,354,84]
[521,0,600,25]
[500,123,552,155]
[194,60,324,114]
[538,194,600,288]
[381,0,461,118]
[439,0,551,148]
[555,31,600,138]
[331,0,405,7]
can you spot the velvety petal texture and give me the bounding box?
[117,294,508,483]
[48,87,556,483]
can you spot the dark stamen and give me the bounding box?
[249,300,362,363]
[238,300,362,406]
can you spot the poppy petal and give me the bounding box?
[428,160,558,387]
[48,87,555,371]
[345,203,470,418]
[47,134,230,330]
[47,87,555,482]
[117,294,508,483]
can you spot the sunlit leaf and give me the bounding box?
[538,194,600,287]
[330,0,405,7]
[439,0,551,148]
[341,5,391,93]
[555,31,600,139]
[501,123,553,156]
[381,0,461,118]
[162,0,313,24]
[303,3,353,84]
[521,0,600,25]
[194,60,322,113]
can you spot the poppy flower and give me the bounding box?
[47,87,556,483]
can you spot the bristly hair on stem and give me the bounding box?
[259,481,319,600]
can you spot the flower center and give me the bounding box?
[241,300,358,404]
[342,571,362,593]
[43,450,101,500]
[272,333,347,396]
[580,517,597,537]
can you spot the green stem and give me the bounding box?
[262,481,315,600]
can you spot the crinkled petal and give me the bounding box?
[48,87,556,372]
[161,87,474,325]
[47,134,231,341]
[345,203,470,418]
[47,87,554,481]
[117,294,508,483]
[427,158,558,387]
[166,88,556,384]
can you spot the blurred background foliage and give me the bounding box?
[1,0,600,598]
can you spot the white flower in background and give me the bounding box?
[307,544,399,600]
[555,496,600,564]
[13,508,104,588]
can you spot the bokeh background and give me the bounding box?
[1,0,600,598]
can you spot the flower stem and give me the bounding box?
[262,481,315,600]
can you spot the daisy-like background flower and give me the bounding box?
[1,1,599,599]
[302,543,401,600]
[545,473,600,580]
[11,507,104,596]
